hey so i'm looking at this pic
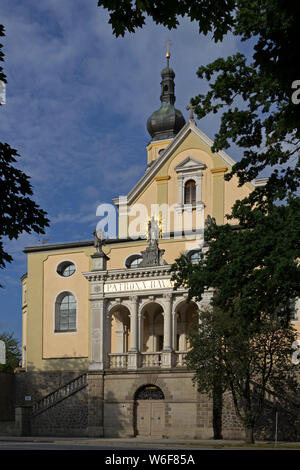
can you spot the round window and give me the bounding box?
[125,255,143,269]
[57,261,76,277]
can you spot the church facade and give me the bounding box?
[17,54,292,439]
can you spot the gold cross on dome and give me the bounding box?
[165,39,171,59]
[186,102,196,121]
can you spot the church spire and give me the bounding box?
[166,38,171,67]
[160,44,175,106]
[146,46,186,141]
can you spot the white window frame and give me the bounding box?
[175,157,206,213]
[54,290,78,333]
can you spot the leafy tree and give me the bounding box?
[171,203,300,328]
[0,25,49,285]
[171,206,299,440]
[186,306,300,443]
[0,331,22,373]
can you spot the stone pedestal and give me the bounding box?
[161,351,174,368]
[91,251,109,271]
[127,352,139,370]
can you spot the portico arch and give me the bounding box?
[174,300,199,351]
[140,302,164,352]
[109,304,131,353]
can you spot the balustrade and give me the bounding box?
[107,351,187,369]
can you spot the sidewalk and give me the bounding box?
[0,435,299,449]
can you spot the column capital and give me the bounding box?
[163,292,172,301]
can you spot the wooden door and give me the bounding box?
[136,401,165,437]
[151,402,165,437]
[136,401,151,436]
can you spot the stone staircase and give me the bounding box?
[32,373,87,416]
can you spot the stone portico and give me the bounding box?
[84,262,212,373]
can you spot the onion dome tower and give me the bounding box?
[147,44,186,141]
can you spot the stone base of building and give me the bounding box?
[11,368,300,441]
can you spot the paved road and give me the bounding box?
[0,441,218,451]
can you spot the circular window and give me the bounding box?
[57,261,76,277]
[125,255,143,269]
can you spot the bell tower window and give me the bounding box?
[184,180,196,205]
[175,156,206,210]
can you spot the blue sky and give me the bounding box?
[0,0,247,343]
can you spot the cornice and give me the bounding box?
[83,265,172,282]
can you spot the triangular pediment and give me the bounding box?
[175,156,206,172]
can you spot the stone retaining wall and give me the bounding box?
[12,368,300,440]
[0,373,15,421]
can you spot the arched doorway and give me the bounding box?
[134,384,165,437]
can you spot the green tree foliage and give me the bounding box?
[186,307,299,443]
[0,25,49,284]
[171,202,300,328]
[0,331,21,373]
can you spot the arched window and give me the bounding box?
[184,179,196,204]
[135,384,165,400]
[55,292,77,332]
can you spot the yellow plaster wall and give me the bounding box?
[21,277,28,367]
[126,181,157,239]
[146,139,172,165]
[224,173,253,221]
[25,246,93,371]
[106,241,148,270]
[106,237,199,270]
[129,131,253,233]
[43,251,91,359]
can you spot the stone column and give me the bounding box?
[138,311,144,352]
[128,296,139,370]
[163,293,172,352]
[129,296,138,352]
[161,293,173,368]
[90,296,107,371]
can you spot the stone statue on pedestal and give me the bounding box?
[139,216,166,267]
